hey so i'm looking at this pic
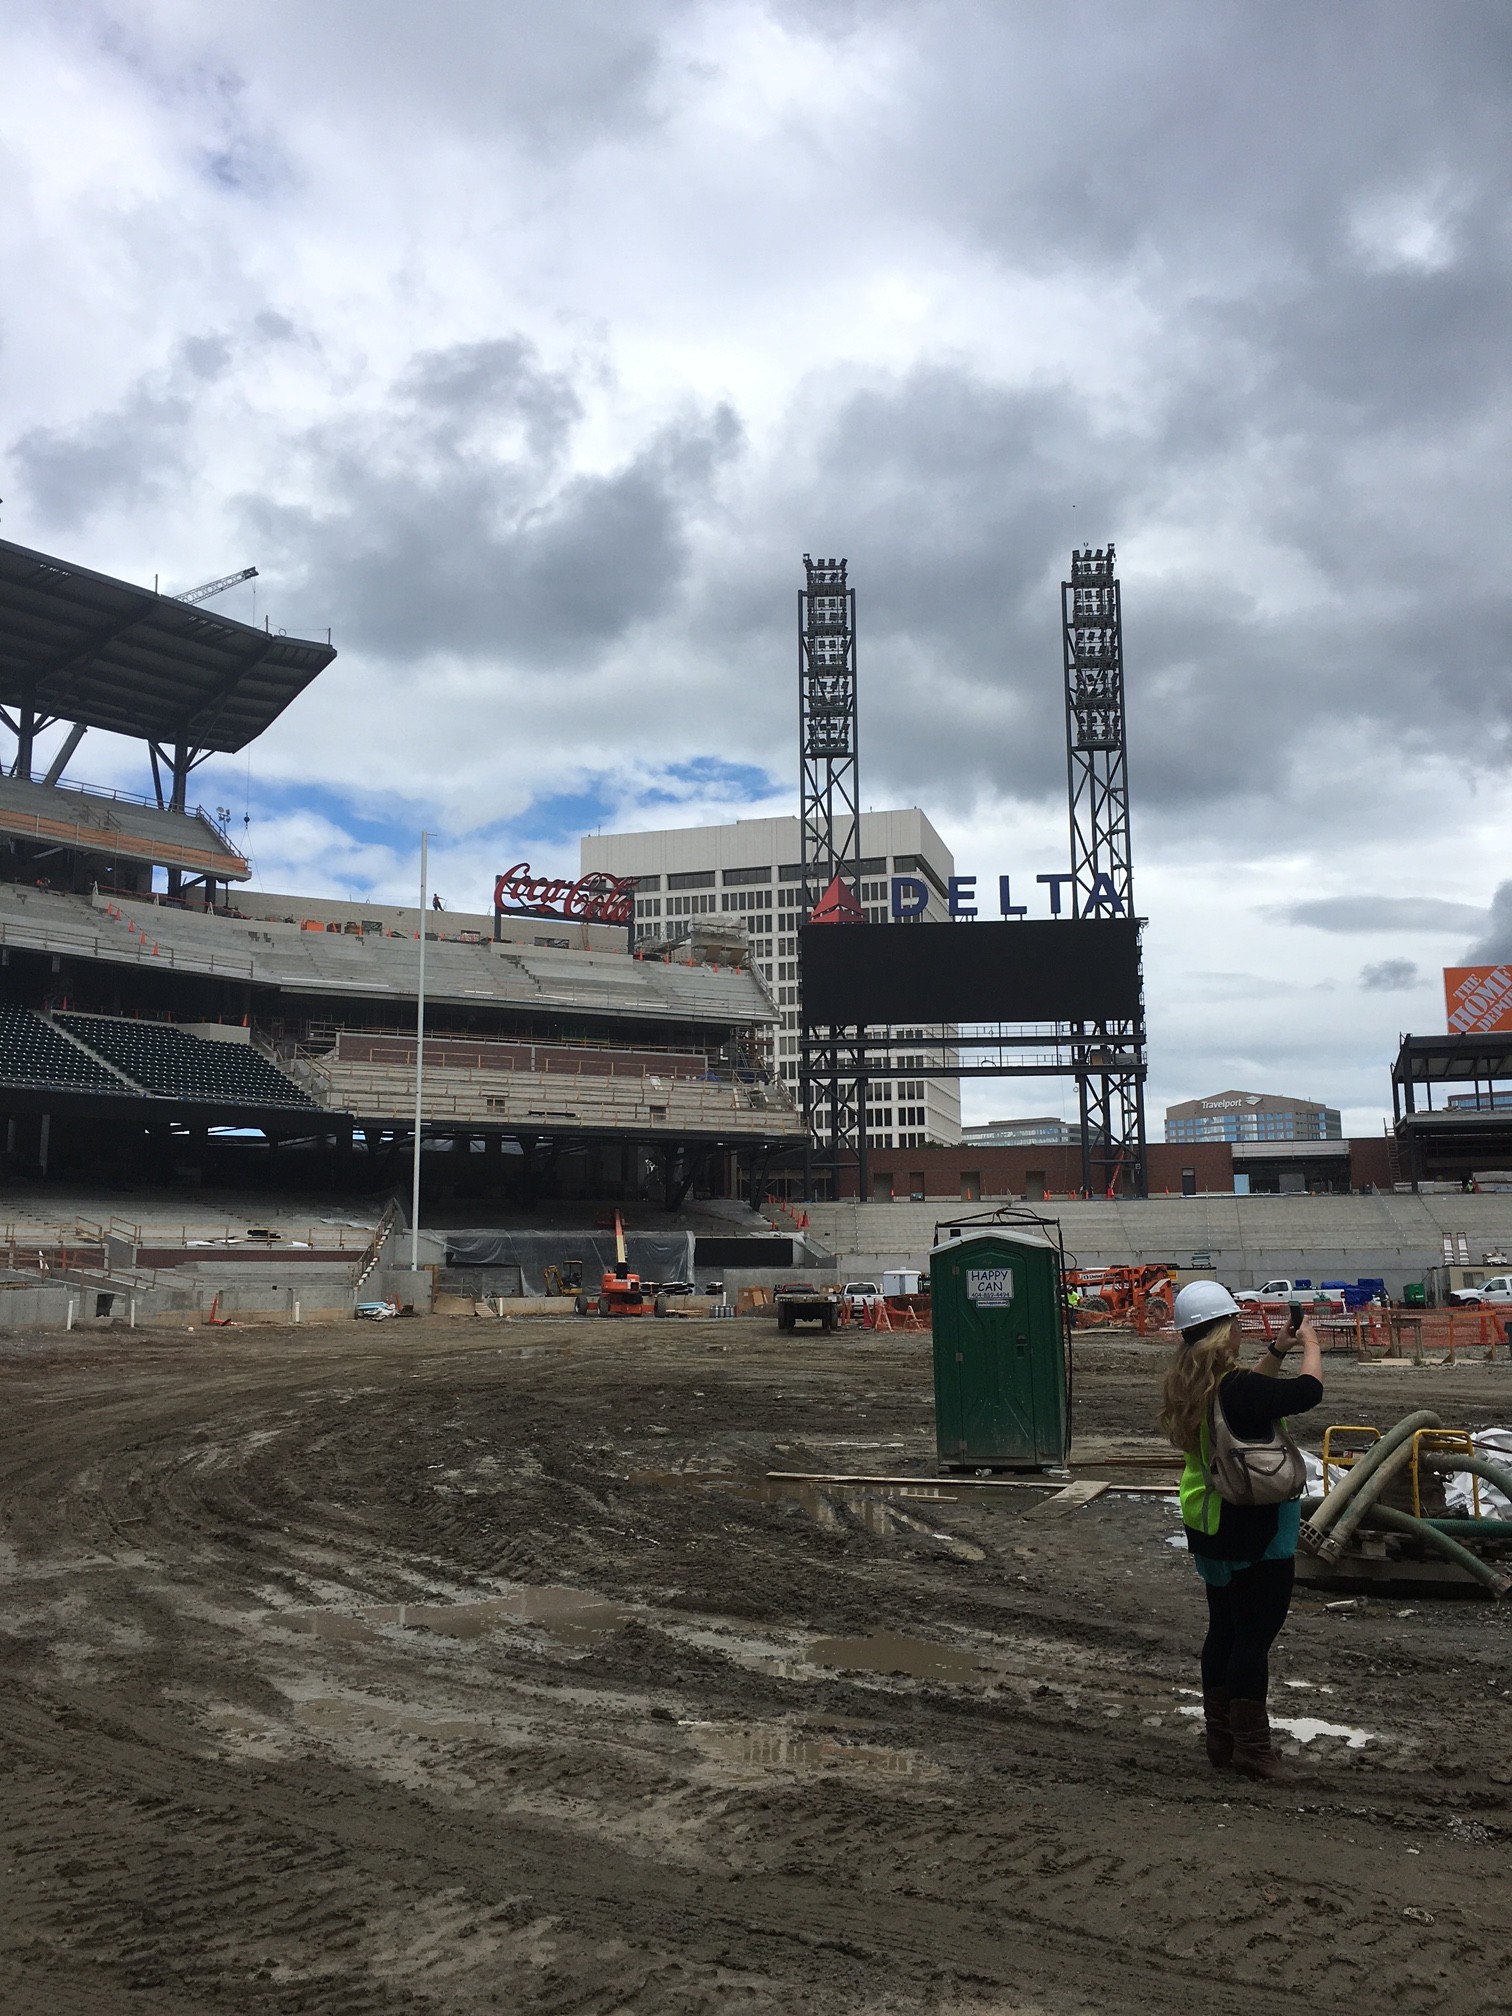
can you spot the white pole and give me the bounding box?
[410,831,428,1271]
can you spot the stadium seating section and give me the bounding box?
[0,1002,125,1093]
[56,1015,315,1108]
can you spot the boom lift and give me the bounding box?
[593,1213,657,1318]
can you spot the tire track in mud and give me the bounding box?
[0,1323,1508,2013]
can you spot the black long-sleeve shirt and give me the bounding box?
[1185,1366,1324,1561]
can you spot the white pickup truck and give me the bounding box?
[1233,1279,1347,1312]
[1446,1273,1512,1307]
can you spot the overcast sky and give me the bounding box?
[4,0,1510,1134]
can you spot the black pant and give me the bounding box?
[1200,1557,1295,1703]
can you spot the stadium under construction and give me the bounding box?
[0,535,804,1213]
[3,529,1509,1235]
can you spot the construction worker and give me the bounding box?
[1160,1281,1323,1779]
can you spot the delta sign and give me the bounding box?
[897,872,1127,921]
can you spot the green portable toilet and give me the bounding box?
[930,1224,1071,1470]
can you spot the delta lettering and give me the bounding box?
[890,873,1127,921]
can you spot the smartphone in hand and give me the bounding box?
[1288,1301,1304,1334]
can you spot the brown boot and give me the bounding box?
[1230,1698,1284,1780]
[1202,1688,1233,1768]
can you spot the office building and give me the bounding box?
[582,809,962,1149]
[1165,1090,1343,1145]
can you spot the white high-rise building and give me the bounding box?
[581,809,962,1150]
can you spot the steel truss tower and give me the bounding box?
[1062,544,1148,1196]
[797,555,863,1189]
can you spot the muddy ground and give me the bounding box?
[1,1318,1509,2016]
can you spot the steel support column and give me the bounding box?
[797,554,862,1198]
[1062,544,1148,1197]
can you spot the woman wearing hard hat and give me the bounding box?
[1161,1280,1323,1779]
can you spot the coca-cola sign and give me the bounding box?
[493,862,636,927]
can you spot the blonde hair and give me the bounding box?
[1160,1316,1240,1452]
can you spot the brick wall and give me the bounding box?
[843,1140,1236,1200]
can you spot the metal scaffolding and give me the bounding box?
[1061,545,1148,1195]
[798,555,864,1190]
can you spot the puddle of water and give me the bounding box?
[692,1722,938,1778]
[278,1585,634,1648]
[806,1629,1000,1684]
[283,1611,381,1643]
[1176,1702,1376,1748]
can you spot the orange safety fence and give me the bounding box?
[1238,1303,1508,1361]
[861,1296,931,1333]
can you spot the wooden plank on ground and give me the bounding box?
[763,1470,1178,1496]
[1026,1479,1109,1517]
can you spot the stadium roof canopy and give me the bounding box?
[0,536,335,754]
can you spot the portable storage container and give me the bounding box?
[929,1225,1071,1469]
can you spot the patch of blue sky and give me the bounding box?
[512,783,619,848]
[639,757,780,807]
[195,769,414,847]
[192,754,785,895]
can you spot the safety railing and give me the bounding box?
[0,910,261,981]
[0,805,246,875]
[354,1198,402,1293]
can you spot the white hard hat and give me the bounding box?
[1173,1280,1240,1332]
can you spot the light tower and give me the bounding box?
[1062,544,1147,1195]
[798,555,863,1189]
[798,555,860,905]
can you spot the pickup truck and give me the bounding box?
[1233,1279,1347,1312]
[775,1281,846,1332]
[1446,1273,1512,1307]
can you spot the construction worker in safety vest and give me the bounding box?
[1160,1281,1323,1779]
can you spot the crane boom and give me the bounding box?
[174,566,258,606]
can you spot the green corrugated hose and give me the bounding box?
[1348,1502,1510,1599]
[1420,1450,1512,1516]
[1298,1409,1441,1561]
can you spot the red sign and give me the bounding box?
[493,862,636,928]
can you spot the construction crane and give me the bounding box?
[173,566,258,606]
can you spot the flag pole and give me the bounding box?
[410,831,428,1270]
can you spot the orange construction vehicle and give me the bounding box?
[1067,1264,1173,1332]
[591,1212,657,1317]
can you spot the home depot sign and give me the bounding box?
[1444,965,1512,1036]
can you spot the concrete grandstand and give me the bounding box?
[0,537,804,1216]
